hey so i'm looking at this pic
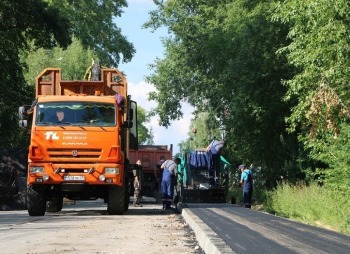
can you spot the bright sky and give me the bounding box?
[116,0,193,155]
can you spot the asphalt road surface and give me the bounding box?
[182,203,350,254]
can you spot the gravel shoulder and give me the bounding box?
[0,199,204,254]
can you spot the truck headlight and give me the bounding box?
[29,166,44,173]
[105,167,119,174]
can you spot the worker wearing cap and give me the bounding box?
[239,164,253,209]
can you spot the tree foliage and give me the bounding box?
[145,0,301,187]
[273,0,350,137]
[46,0,135,66]
[22,37,95,84]
[179,112,223,153]
[272,0,350,194]
[137,106,153,145]
[146,0,350,190]
[0,0,72,147]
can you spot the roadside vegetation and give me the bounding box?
[264,182,350,235]
[226,179,350,235]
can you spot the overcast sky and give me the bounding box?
[116,0,193,155]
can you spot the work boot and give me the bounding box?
[165,201,171,210]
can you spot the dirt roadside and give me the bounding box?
[0,200,205,254]
[106,201,204,254]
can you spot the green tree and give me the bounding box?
[0,0,72,147]
[272,0,350,190]
[46,0,135,66]
[137,106,152,145]
[145,127,155,145]
[22,37,96,84]
[179,112,222,153]
[145,0,300,187]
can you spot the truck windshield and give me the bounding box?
[35,102,116,127]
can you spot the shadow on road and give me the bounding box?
[51,199,180,217]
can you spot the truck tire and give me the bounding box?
[46,197,63,212]
[124,184,130,212]
[27,185,46,216]
[124,165,130,211]
[107,185,125,215]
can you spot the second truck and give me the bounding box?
[129,145,173,203]
[19,66,137,216]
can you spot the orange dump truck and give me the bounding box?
[19,67,137,216]
[129,145,172,202]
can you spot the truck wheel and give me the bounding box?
[124,188,129,212]
[27,185,46,216]
[46,197,63,212]
[124,178,130,211]
[107,185,125,215]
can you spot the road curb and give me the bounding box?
[181,206,235,254]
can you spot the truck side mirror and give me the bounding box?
[128,100,138,150]
[19,120,27,127]
[123,108,133,128]
[19,106,26,120]
[123,120,133,129]
[128,108,133,120]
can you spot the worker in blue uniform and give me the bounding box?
[239,164,253,208]
[161,158,181,210]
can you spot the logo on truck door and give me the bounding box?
[45,131,59,140]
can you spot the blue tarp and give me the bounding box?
[178,151,231,186]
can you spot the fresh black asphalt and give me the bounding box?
[183,203,350,254]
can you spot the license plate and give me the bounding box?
[64,175,85,181]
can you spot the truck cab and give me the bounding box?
[19,67,137,216]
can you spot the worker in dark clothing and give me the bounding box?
[173,165,184,211]
[133,160,142,207]
[133,175,142,207]
[239,164,253,209]
[155,155,166,183]
[154,155,166,203]
[161,158,181,210]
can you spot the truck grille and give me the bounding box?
[47,148,102,159]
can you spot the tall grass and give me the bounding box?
[228,184,268,207]
[264,181,350,235]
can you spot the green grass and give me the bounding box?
[263,181,350,235]
[227,181,350,235]
[228,185,267,208]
